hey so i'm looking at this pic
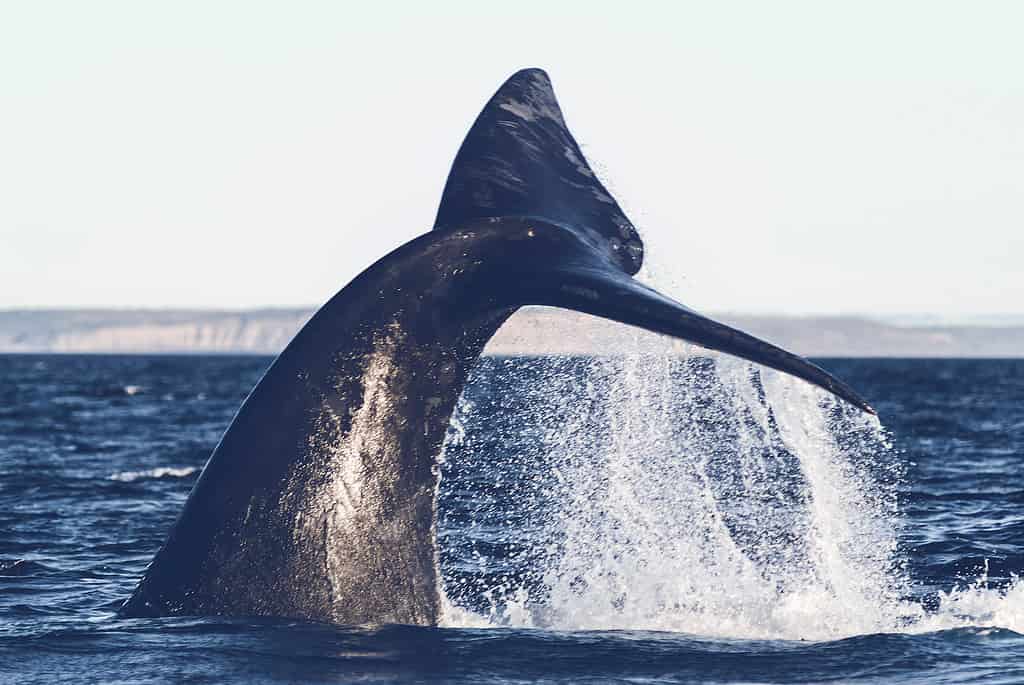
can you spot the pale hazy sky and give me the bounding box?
[1,1,1021,316]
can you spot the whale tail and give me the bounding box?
[121,68,873,627]
[437,68,874,414]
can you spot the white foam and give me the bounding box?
[438,345,1022,640]
[109,466,198,482]
[923,575,1024,635]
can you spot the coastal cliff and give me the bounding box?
[2,308,1022,357]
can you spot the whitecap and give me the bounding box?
[109,466,198,482]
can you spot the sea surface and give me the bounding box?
[1,354,1022,684]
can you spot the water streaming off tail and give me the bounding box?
[438,326,1024,639]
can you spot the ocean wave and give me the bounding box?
[0,559,54,576]
[108,466,198,482]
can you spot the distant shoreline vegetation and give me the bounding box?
[1,308,1022,357]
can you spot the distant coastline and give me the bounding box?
[1,308,1022,357]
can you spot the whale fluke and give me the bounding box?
[121,69,874,626]
[435,68,644,275]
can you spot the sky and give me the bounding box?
[1,1,1021,317]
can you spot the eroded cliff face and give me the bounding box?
[1,308,1023,357]
[0,309,311,354]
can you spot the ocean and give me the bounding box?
[1,354,1022,683]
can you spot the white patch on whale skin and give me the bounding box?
[497,74,565,125]
[498,97,564,124]
[562,146,594,179]
[283,323,439,624]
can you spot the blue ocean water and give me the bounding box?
[1,354,1022,683]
